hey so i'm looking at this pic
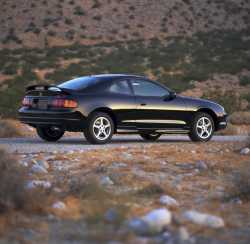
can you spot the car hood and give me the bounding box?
[178,95,225,112]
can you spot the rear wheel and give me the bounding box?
[188,112,214,142]
[36,126,65,142]
[140,132,161,141]
[84,112,114,144]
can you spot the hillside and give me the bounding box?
[0,0,250,49]
[0,0,250,117]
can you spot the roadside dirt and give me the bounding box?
[0,141,249,243]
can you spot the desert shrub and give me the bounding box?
[0,148,46,213]
[240,76,250,86]
[202,90,241,114]
[230,112,250,125]
[65,18,73,25]
[226,162,250,201]
[135,183,165,197]
[0,120,23,138]
[216,123,238,135]
[74,6,85,15]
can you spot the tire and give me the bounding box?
[36,126,65,142]
[84,112,114,144]
[188,112,215,142]
[140,132,161,141]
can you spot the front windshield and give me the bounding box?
[58,77,99,91]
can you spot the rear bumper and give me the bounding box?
[217,114,228,130]
[18,107,87,131]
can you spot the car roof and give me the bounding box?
[88,74,146,80]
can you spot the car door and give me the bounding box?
[129,78,187,130]
[105,79,137,129]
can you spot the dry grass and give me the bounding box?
[230,112,250,125]
[0,119,23,138]
[216,123,239,135]
[226,162,250,201]
[0,148,47,213]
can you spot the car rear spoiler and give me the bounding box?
[26,85,71,94]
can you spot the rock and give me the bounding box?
[183,210,225,228]
[52,201,66,210]
[67,150,75,154]
[196,161,208,171]
[35,159,49,169]
[142,209,172,232]
[110,162,127,169]
[100,176,114,186]
[104,209,118,222]
[19,160,29,167]
[128,218,150,236]
[31,164,48,174]
[129,209,171,236]
[159,195,179,207]
[240,147,250,155]
[178,227,190,241]
[26,180,51,189]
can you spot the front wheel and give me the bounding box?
[36,126,65,142]
[83,112,114,144]
[140,132,161,141]
[189,112,214,142]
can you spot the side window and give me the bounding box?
[108,80,132,95]
[131,79,168,97]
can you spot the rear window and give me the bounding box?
[58,77,100,91]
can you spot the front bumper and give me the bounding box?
[217,114,228,130]
[18,107,86,132]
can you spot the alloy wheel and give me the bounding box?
[196,117,213,139]
[92,116,111,141]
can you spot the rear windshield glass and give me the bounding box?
[58,77,100,91]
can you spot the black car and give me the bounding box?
[19,74,227,144]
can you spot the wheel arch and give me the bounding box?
[88,107,117,132]
[197,108,219,130]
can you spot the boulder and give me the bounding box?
[159,195,179,207]
[183,210,224,228]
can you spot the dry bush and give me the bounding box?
[0,119,23,138]
[226,162,250,201]
[0,148,46,213]
[216,123,238,135]
[230,112,250,125]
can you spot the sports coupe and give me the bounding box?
[19,74,228,144]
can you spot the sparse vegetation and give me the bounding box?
[240,76,250,86]
[226,162,250,201]
[0,120,23,138]
[0,148,46,213]
[230,112,250,125]
[0,30,249,117]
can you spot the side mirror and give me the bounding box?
[164,91,176,101]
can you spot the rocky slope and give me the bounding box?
[0,0,250,49]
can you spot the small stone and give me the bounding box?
[178,227,190,241]
[31,164,48,174]
[159,195,179,207]
[142,208,172,234]
[26,180,51,189]
[100,176,114,186]
[19,160,29,167]
[67,150,75,154]
[240,147,250,155]
[110,162,127,169]
[128,208,172,236]
[52,201,66,210]
[183,210,224,228]
[36,160,49,169]
[196,161,208,171]
[105,209,118,222]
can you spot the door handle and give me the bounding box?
[140,103,147,106]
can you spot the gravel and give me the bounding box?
[0,135,247,154]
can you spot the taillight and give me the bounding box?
[51,99,78,108]
[22,97,32,107]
